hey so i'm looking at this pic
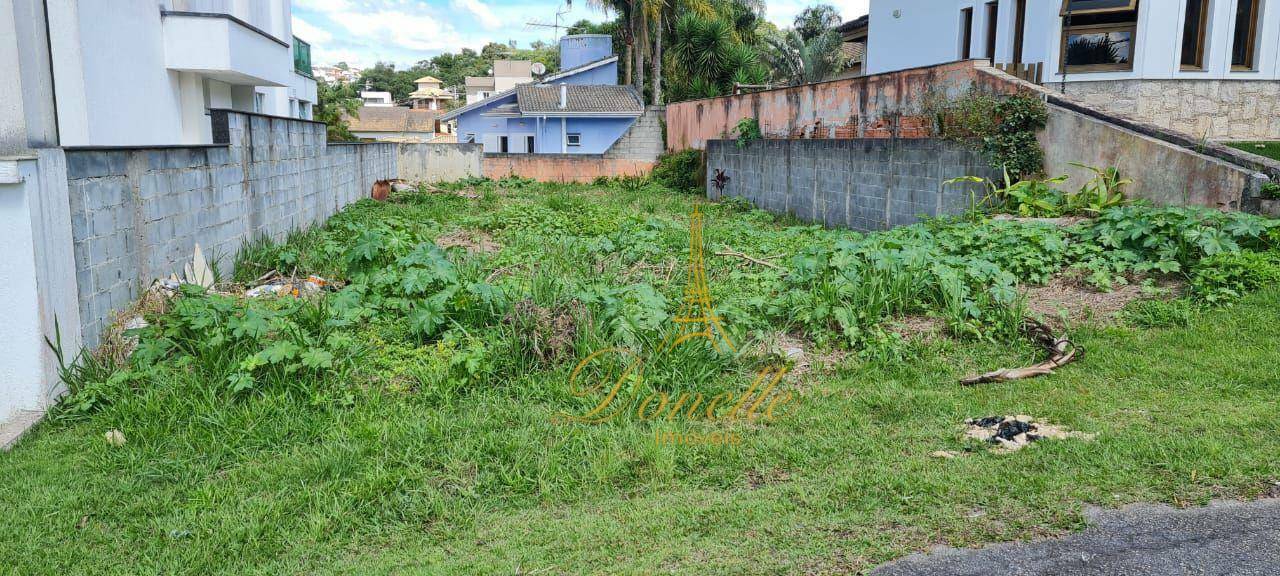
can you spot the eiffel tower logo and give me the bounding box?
[661,204,737,354]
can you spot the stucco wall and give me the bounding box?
[665,60,1021,152]
[1041,104,1265,211]
[705,138,997,231]
[482,155,655,183]
[0,150,79,421]
[67,111,396,347]
[1057,80,1280,141]
[398,143,482,183]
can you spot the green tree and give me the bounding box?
[316,79,360,141]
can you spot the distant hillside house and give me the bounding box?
[443,35,641,154]
[360,91,394,107]
[409,76,455,110]
[464,60,535,104]
[345,107,444,143]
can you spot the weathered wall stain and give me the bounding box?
[666,61,1020,151]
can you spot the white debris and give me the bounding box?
[104,429,126,447]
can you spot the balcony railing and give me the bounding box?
[293,37,312,77]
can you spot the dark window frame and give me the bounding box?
[985,1,1000,60]
[1014,0,1028,64]
[961,7,975,59]
[525,135,535,153]
[1180,0,1211,70]
[499,136,509,153]
[566,133,582,147]
[1231,0,1263,70]
[1059,0,1140,15]
[1060,22,1138,72]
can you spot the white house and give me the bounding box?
[360,91,395,107]
[36,0,317,147]
[866,0,1280,139]
[465,60,536,104]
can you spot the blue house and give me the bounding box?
[442,35,645,155]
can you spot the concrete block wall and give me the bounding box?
[605,106,665,162]
[67,111,396,347]
[706,139,996,231]
[398,142,482,183]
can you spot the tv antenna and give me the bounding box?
[525,4,572,39]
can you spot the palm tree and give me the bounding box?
[764,27,847,86]
[666,11,766,101]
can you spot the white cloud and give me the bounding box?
[329,9,478,52]
[295,0,352,13]
[291,16,333,44]
[452,0,502,29]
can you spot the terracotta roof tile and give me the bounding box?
[515,84,643,114]
[345,106,440,133]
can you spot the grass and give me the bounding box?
[2,179,1279,575]
[1227,141,1280,162]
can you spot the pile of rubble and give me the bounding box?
[964,415,1097,453]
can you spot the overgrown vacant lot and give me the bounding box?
[3,179,1280,575]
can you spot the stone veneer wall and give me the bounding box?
[1058,80,1280,141]
[66,110,396,347]
[705,138,998,231]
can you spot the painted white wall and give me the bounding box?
[868,0,1280,83]
[45,0,311,146]
[0,160,50,421]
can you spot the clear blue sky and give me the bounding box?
[293,0,869,68]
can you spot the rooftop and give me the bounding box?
[515,84,643,115]
[345,106,440,133]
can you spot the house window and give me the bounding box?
[525,135,535,153]
[1231,0,1263,70]
[1181,0,1211,70]
[1013,0,1028,64]
[1060,0,1140,73]
[465,133,476,143]
[985,2,1000,60]
[567,133,582,147]
[499,136,509,153]
[960,8,974,59]
[254,92,265,113]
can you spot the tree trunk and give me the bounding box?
[651,12,663,105]
[628,6,639,88]
[632,8,644,90]
[623,6,634,85]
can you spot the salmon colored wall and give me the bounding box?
[665,61,1024,151]
[482,155,656,183]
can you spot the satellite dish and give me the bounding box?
[531,62,547,75]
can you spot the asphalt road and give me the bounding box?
[872,498,1280,576]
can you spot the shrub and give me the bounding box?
[1190,250,1280,305]
[652,150,704,193]
[985,93,1048,178]
[735,117,763,148]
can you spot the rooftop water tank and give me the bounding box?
[559,34,613,70]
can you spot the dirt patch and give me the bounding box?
[436,230,501,254]
[749,332,848,377]
[1024,274,1183,328]
[503,299,585,366]
[745,467,791,489]
[886,315,946,342]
